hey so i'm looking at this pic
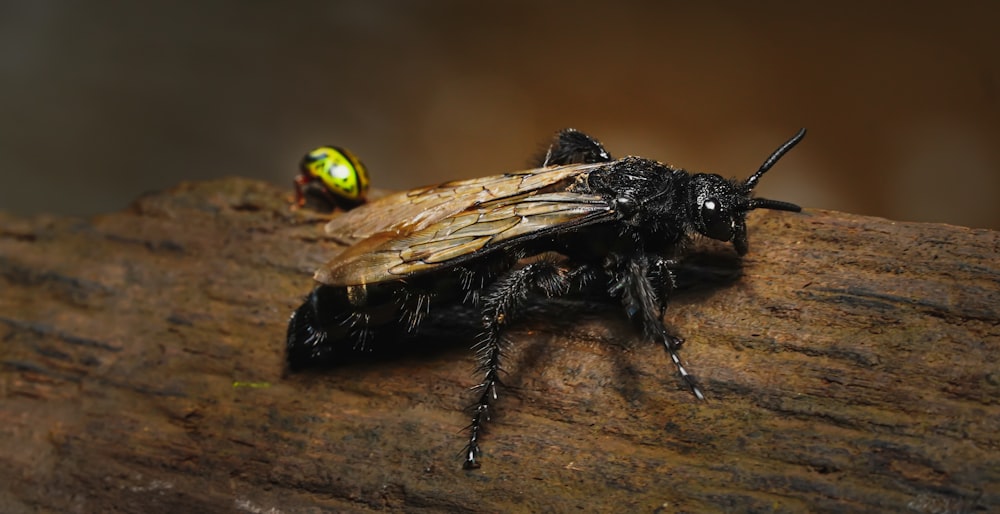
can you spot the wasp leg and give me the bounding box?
[394,288,434,333]
[286,286,376,369]
[608,254,704,400]
[463,260,586,469]
[286,293,328,368]
[539,128,614,167]
[458,252,516,307]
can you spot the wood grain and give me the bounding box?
[1,178,997,513]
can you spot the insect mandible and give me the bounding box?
[286,128,805,469]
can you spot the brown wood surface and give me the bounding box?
[1,178,997,513]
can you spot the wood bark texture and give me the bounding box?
[1,178,997,513]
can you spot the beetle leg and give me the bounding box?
[463,259,582,469]
[292,174,311,207]
[610,254,704,400]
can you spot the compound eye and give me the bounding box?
[700,198,733,241]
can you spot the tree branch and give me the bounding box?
[1,178,997,512]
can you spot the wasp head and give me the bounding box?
[690,129,805,255]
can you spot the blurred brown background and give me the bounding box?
[1,1,998,229]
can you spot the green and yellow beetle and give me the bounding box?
[294,145,370,210]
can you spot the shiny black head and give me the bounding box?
[690,129,805,255]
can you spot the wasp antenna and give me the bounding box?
[744,128,807,191]
[748,198,802,212]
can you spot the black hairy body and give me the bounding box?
[286,128,805,469]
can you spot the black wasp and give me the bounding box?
[286,128,805,469]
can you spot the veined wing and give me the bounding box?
[315,191,614,286]
[324,162,604,244]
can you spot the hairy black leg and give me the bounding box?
[538,128,614,167]
[286,293,329,369]
[394,288,433,333]
[287,286,352,369]
[458,251,521,307]
[608,254,704,400]
[463,260,583,469]
[647,256,679,325]
[286,285,379,369]
[646,257,704,399]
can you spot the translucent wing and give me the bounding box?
[324,163,605,245]
[316,166,615,286]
